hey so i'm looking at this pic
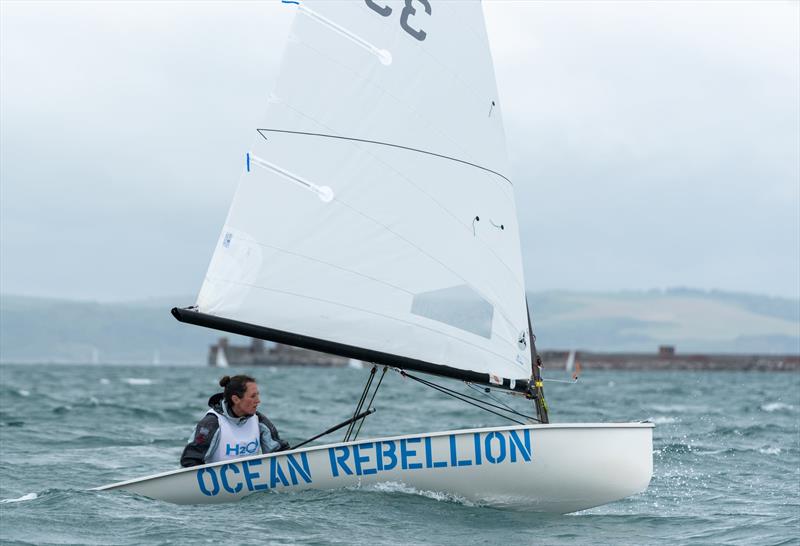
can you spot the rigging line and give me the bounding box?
[465,382,527,416]
[398,370,538,424]
[345,367,375,441]
[405,374,526,426]
[256,128,512,185]
[293,408,374,450]
[402,370,535,419]
[406,372,530,418]
[345,366,376,442]
[353,366,387,440]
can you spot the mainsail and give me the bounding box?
[174,0,534,391]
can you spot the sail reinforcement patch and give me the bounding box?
[411,285,493,339]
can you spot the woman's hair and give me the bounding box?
[219,374,256,408]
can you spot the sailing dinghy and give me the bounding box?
[96,0,653,512]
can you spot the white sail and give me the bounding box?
[195,0,531,384]
[565,350,575,373]
[215,346,229,368]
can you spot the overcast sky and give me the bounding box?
[1,1,798,302]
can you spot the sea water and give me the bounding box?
[0,364,798,545]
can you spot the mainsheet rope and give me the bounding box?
[396,369,541,425]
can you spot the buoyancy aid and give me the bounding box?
[205,408,261,463]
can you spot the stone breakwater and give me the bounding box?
[540,351,799,371]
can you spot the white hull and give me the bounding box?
[95,423,653,513]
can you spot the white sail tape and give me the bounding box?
[285,1,392,66]
[249,153,334,203]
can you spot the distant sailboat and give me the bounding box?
[214,345,229,368]
[565,350,576,373]
[565,350,581,381]
[347,358,364,369]
[97,0,652,511]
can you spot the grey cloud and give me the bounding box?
[1,1,797,301]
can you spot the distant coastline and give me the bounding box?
[540,348,799,372]
[1,350,798,371]
[206,337,799,372]
[1,289,798,364]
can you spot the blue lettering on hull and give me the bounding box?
[197,467,219,496]
[196,452,313,497]
[325,429,534,480]
[198,430,534,497]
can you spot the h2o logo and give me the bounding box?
[365,0,431,41]
[225,439,260,457]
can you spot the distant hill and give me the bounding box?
[0,294,247,364]
[528,288,799,354]
[0,289,797,364]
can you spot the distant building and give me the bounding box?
[208,337,352,367]
[658,345,676,358]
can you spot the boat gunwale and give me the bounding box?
[93,421,653,491]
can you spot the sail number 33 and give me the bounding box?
[365,0,431,41]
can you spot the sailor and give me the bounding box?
[180,374,289,467]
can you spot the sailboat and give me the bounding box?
[96,0,652,512]
[565,349,581,381]
[214,344,230,368]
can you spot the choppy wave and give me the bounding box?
[647,404,709,413]
[760,402,795,413]
[1,364,798,546]
[0,420,24,427]
[361,481,480,507]
[713,423,787,437]
[649,416,678,424]
[0,493,37,504]
[123,378,154,386]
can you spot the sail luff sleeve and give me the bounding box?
[172,307,528,394]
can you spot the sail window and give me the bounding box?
[411,285,493,339]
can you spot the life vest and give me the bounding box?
[205,408,261,463]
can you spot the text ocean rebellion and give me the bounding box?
[196,429,533,497]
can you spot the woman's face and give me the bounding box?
[232,382,260,417]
